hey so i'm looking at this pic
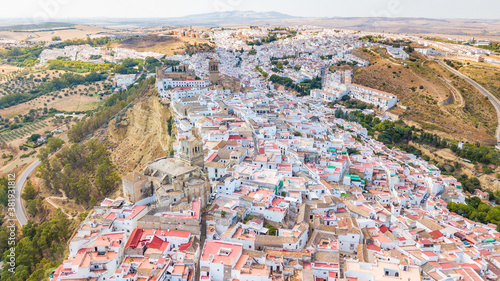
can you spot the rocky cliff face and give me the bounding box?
[105,91,172,175]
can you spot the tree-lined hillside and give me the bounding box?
[36,139,120,206]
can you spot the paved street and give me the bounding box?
[14,160,41,226]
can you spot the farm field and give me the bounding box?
[0,68,111,118]
[0,116,77,176]
[0,119,49,143]
[0,64,22,81]
[0,87,106,118]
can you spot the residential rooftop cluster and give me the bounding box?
[53,27,500,281]
[39,44,165,64]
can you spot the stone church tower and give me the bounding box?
[179,129,204,168]
[209,59,219,85]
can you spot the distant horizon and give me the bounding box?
[1,0,500,22]
[0,10,499,26]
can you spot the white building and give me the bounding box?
[311,88,348,103]
[199,241,243,281]
[349,84,398,110]
[415,48,445,57]
[386,46,409,60]
[156,78,208,92]
[163,87,209,100]
[114,74,139,90]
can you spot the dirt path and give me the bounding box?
[421,58,464,107]
[44,190,75,219]
[438,76,465,107]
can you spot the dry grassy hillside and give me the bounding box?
[352,47,497,145]
[459,64,500,100]
[111,34,213,56]
[103,91,172,175]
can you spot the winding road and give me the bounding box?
[435,59,500,143]
[14,160,41,226]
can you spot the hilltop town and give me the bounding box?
[38,26,500,281]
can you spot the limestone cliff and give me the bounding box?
[105,91,172,175]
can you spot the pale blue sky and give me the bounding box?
[1,0,499,20]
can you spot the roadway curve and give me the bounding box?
[436,59,500,143]
[14,160,41,226]
[437,76,464,107]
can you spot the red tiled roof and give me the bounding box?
[379,225,389,233]
[367,244,381,251]
[429,230,443,239]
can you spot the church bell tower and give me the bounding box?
[209,59,219,85]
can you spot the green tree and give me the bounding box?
[144,57,161,72]
[0,210,72,281]
[29,134,41,142]
[265,224,277,236]
[90,196,96,207]
[38,137,65,160]
[167,116,174,136]
[0,176,9,207]
[26,198,43,216]
[36,139,120,206]
[21,180,36,201]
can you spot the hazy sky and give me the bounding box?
[1,0,499,21]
